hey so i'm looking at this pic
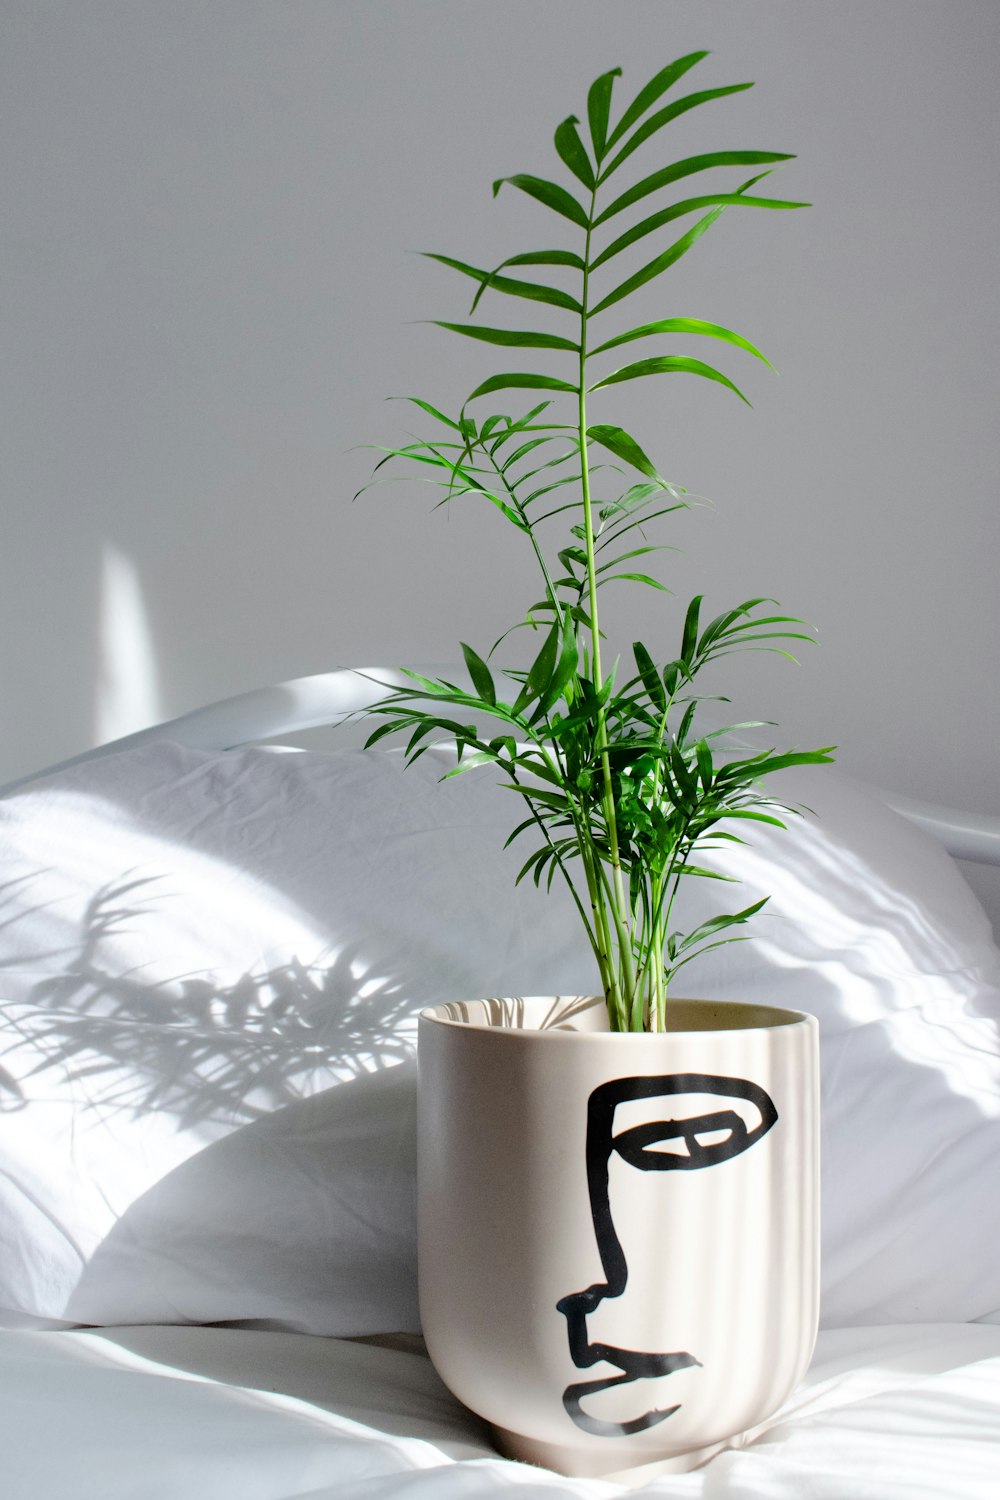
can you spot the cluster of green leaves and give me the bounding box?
[360,52,833,1032]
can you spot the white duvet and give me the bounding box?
[4,1323,998,1498]
[2,744,999,1496]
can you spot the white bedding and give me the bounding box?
[3,743,999,1336]
[2,740,999,1495]
[3,1323,998,1498]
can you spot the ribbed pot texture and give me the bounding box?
[418,996,819,1480]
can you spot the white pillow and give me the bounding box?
[0,741,996,1332]
[673,767,1000,1325]
[0,741,591,1333]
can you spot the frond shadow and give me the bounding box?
[0,871,420,1129]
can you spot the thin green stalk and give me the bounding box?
[581,838,624,1027]
[513,724,625,1024]
[650,882,666,1030]
[655,835,698,1019]
[578,190,636,1017]
[591,844,638,1026]
[647,693,678,1029]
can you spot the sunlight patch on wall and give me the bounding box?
[94,545,162,745]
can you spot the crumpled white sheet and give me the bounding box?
[2,1322,997,1498]
[3,743,1000,1335]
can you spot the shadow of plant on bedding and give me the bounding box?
[0,869,422,1128]
[0,866,431,1330]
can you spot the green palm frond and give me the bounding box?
[360,53,830,1031]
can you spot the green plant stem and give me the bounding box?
[592,850,632,1028]
[656,839,697,1024]
[651,889,666,1030]
[578,198,635,1018]
[579,834,624,1026]
[645,692,679,1028]
[513,727,625,1026]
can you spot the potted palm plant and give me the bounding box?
[361,51,831,1480]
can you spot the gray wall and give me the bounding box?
[2,1,998,916]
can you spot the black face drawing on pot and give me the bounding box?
[556,1072,778,1438]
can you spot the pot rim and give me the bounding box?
[419,996,816,1037]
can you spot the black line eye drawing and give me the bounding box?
[556,1072,778,1437]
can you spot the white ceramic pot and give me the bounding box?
[418,996,819,1480]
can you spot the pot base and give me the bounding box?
[490,1422,728,1483]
